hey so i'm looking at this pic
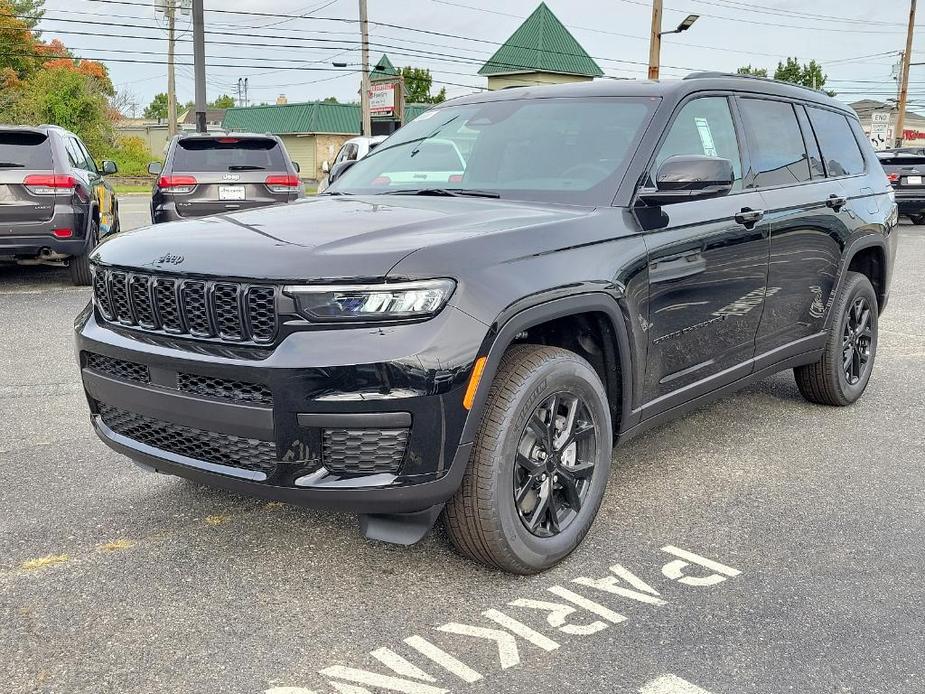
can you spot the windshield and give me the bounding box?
[172,137,288,172]
[330,96,659,205]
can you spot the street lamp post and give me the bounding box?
[647,0,699,80]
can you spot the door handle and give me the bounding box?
[734,207,764,228]
[826,194,848,211]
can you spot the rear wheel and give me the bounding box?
[794,271,878,406]
[445,344,613,574]
[68,219,98,286]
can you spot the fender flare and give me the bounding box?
[458,291,636,446]
[824,233,888,330]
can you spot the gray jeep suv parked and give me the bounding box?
[0,125,120,285]
[149,133,303,224]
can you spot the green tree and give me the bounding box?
[144,92,169,120]
[20,66,112,151]
[736,64,768,78]
[209,94,235,109]
[773,57,834,95]
[322,96,339,104]
[400,66,446,104]
[9,0,44,31]
[0,0,41,79]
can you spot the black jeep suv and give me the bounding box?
[76,76,897,573]
[1,125,120,285]
[148,133,303,224]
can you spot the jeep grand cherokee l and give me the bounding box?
[148,133,303,224]
[76,75,897,574]
[1,125,120,285]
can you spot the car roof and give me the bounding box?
[0,124,73,137]
[443,74,854,116]
[175,132,280,142]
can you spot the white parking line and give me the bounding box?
[640,674,716,694]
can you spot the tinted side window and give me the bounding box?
[795,105,826,179]
[806,107,865,177]
[64,138,83,169]
[739,98,810,187]
[76,139,98,173]
[655,96,743,190]
[344,143,360,161]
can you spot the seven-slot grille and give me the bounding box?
[93,268,277,344]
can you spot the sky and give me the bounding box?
[35,0,925,115]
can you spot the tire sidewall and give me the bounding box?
[829,274,878,402]
[491,355,612,569]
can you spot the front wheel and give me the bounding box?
[445,344,613,574]
[794,271,878,406]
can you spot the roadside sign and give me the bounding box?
[369,83,398,115]
[869,112,893,150]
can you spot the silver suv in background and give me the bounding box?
[317,135,386,193]
[148,133,303,224]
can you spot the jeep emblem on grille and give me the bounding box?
[154,253,185,265]
[222,173,240,181]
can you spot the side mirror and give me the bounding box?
[147,161,163,176]
[321,160,330,174]
[101,160,118,175]
[328,159,356,185]
[292,161,300,173]
[639,155,734,205]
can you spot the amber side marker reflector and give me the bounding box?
[463,356,487,410]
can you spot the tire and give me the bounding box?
[445,344,613,574]
[910,214,925,225]
[69,219,98,286]
[794,271,878,406]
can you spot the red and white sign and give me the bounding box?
[369,83,397,114]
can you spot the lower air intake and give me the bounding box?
[322,428,409,475]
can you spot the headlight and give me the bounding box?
[284,279,456,322]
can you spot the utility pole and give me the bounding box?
[647,0,663,80]
[166,0,177,137]
[192,0,207,133]
[359,0,371,136]
[895,0,917,147]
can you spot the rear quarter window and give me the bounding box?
[806,107,865,177]
[0,131,53,169]
[172,138,288,172]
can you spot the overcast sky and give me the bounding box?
[37,0,924,114]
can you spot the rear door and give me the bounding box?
[168,137,299,218]
[640,94,770,412]
[742,99,860,356]
[0,129,57,230]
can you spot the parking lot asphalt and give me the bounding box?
[1,209,923,694]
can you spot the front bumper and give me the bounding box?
[76,304,486,514]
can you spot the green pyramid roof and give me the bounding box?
[370,54,400,81]
[478,3,603,78]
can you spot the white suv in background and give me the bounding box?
[317,135,386,192]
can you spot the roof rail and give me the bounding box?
[683,71,827,96]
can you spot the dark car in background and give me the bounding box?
[148,133,303,224]
[0,124,119,285]
[877,150,925,223]
[77,76,897,573]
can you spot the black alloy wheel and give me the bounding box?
[842,296,873,386]
[514,393,597,538]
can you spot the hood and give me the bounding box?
[93,196,591,282]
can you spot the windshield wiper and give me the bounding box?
[227,165,265,170]
[0,162,25,168]
[381,188,500,199]
[320,190,352,196]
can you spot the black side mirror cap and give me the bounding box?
[328,159,357,185]
[639,155,735,205]
[292,161,300,173]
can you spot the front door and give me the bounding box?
[639,95,770,414]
